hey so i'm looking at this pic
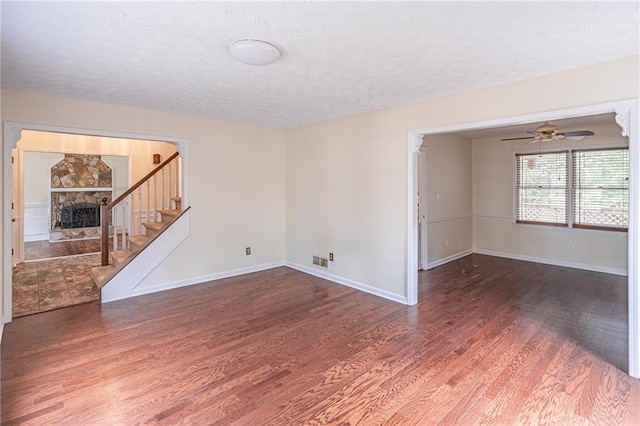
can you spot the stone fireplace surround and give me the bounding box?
[50,154,113,241]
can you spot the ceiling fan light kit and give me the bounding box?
[500,121,594,143]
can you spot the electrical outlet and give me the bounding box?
[445,239,449,247]
[320,257,328,268]
[246,247,251,255]
[313,255,320,265]
[329,252,334,262]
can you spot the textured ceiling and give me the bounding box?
[1,2,638,129]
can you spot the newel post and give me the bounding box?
[101,197,109,266]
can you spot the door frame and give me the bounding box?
[418,147,428,270]
[3,121,189,323]
[406,98,639,378]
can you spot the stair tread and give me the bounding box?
[111,250,133,267]
[158,209,181,215]
[111,249,132,258]
[172,196,182,210]
[128,238,149,253]
[142,221,166,230]
[128,235,150,244]
[90,265,115,289]
[142,221,165,237]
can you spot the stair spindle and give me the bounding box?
[161,168,166,210]
[137,187,142,236]
[168,162,173,208]
[113,207,118,253]
[146,180,151,226]
[120,202,126,251]
[153,174,158,222]
[177,157,181,199]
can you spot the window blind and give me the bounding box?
[515,151,568,226]
[572,148,629,231]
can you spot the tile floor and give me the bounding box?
[12,254,101,318]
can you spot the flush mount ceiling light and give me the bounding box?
[228,39,280,66]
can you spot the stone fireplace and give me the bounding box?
[50,154,113,241]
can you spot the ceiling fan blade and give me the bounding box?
[563,130,594,137]
[526,139,543,144]
[500,136,535,141]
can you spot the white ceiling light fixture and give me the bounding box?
[228,39,280,66]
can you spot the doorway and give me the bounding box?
[406,99,639,378]
[4,123,188,321]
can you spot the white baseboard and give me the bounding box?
[427,249,473,269]
[285,262,408,305]
[473,248,628,276]
[127,261,285,299]
[24,233,49,242]
[0,323,4,343]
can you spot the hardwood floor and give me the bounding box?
[2,255,638,424]
[24,239,101,261]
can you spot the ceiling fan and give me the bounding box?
[500,121,594,143]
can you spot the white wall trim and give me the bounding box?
[126,261,286,300]
[407,98,639,378]
[428,249,473,269]
[474,248,628,277]
[3,121,189,322]
[0,323,4,344]
[286,261,408,305]
[406,132,423,305]
[619,100,639,378]
[418,147,428,271]
[472,213,512,220]
[427,213,473,224]
[414,99,637,136]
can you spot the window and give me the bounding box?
[516,151,568,226]
[573,148,629,231]
[515,148,628,231]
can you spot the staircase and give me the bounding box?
[89,150,188,295]
[89,197,183,288]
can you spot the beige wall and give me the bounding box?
[23,151,63,205]
[285,55,638,298]
[1,55,637,320]
[2,90,287,302]
[423,134,472,265]
[472,121,629,273]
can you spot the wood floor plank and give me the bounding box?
[2,255,639,424]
